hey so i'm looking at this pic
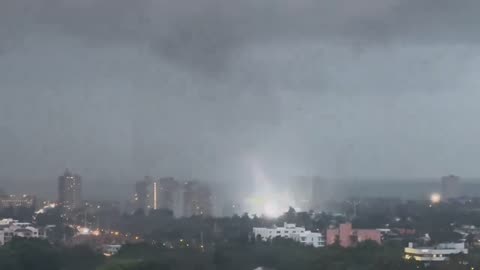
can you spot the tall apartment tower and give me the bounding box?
[182,181,212,217]
[134,177,182,216]
[58,169,82,210]
[134,176,152,212]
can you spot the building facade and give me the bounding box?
[134,177,211,217]
[326,223,382,247]
[102,244,122,256]
[404,242,468,262]
[291,231,325,248]
[253,223,325,248]
[254,223,306,240]
[58,169,82,210]
[134,177,151,212]
[156,177,182,213]
[135,177,183,215]
[183,181,212,217]
[0,219,46,246]
[0,194,36,209]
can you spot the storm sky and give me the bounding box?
[1,0,480,195]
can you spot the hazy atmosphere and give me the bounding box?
[2,2,480,270]
[2,0,480,199]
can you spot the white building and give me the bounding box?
[253,223,325,247]
[102,244,122,256]
[0,219,45,246]
[291,231,325,248]
[404,242,468,262]
[254,223,306,240]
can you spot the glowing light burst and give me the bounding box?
[263,201,281,218]
[245,158,296,217]
[430,193,441,204]
[78,227,90,235]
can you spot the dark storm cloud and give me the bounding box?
[2,0,480,200]
[1,0,480,70]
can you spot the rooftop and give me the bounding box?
[407,242,466,250]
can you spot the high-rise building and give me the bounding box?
[182,181,212,217]
[134,176,152,212]
[441,175,461,199]
[134,177,212,217]
[156,177,182,213]
[134,177,182,216]
[58,169,82,210]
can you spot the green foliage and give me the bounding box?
[0,237,475,270]
[102,239,421,270]
[117,243,167,260]
[0,238,104,270]
[429,230,463,244]
[352,214,389,229]
[6,202,480,270]
[60,245,105,270]
[99,260,171,270]
[0,238,61,270]
[213,247,231,268]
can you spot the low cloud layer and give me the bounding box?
[2,0,480,69]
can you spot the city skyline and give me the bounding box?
[4,174,480,202]
[1,172,478,218]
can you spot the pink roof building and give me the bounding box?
[326,223,382,247]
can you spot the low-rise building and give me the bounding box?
[404,242,468,262]
[102,244,122,256]
[326,223,382,247]
[291,231,325,248]
[254,223,306,240]
[253,223,325,247]
[0,219,46,246]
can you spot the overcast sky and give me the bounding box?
[1,0,480,194]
